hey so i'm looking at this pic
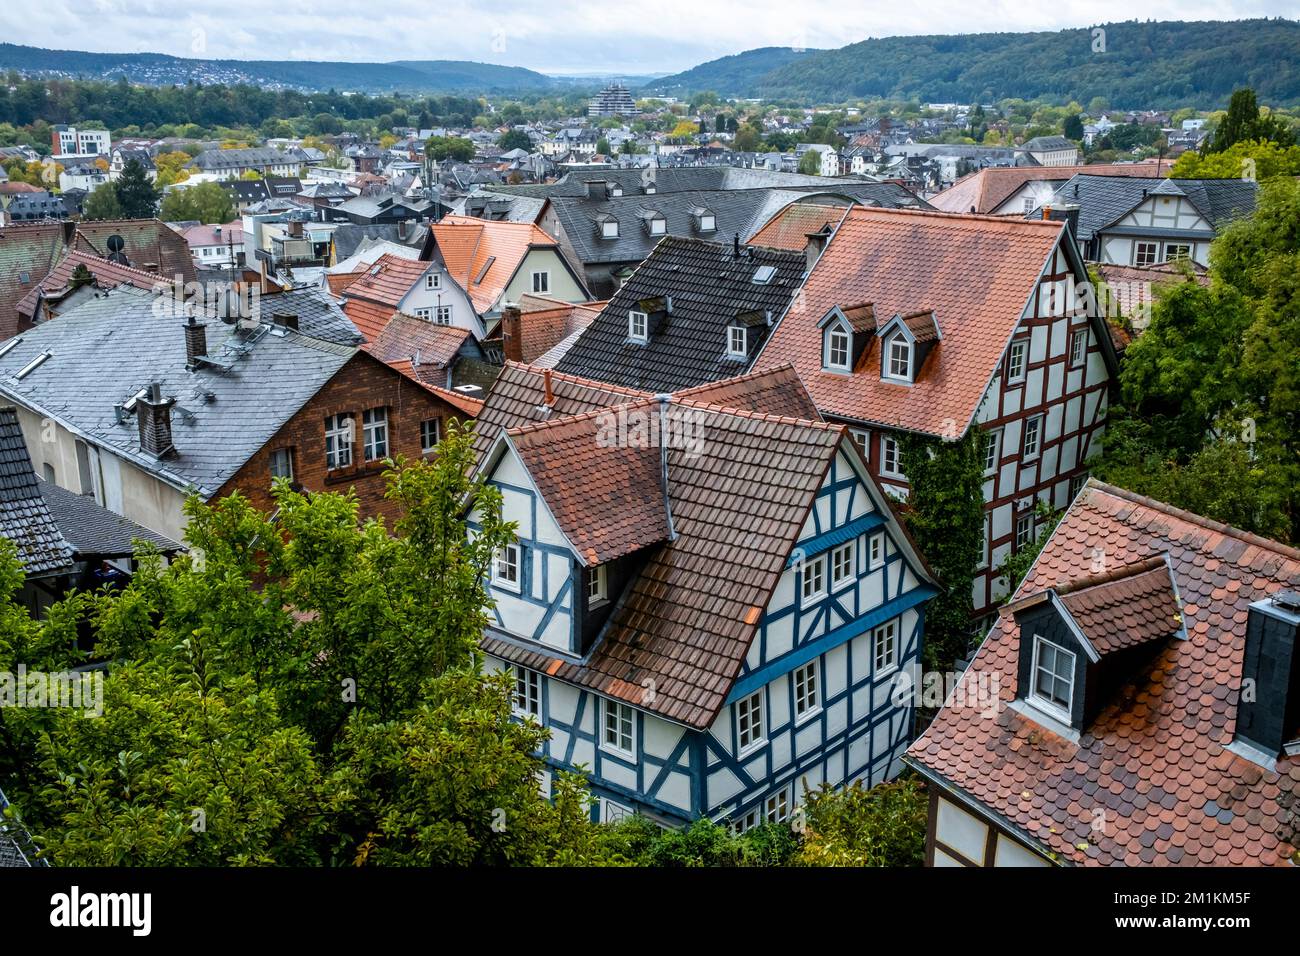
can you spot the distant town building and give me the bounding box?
[588,83,641,118]
[50,125,110,159]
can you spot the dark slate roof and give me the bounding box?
[259,286,362,345]
[1021,135,1076,151]
[331,223,427,261]
[555,236,806,392]
[39,478,181,557]
[491,165,866,198]
[0,286,356,498]
[0,407,74,575]
[221,180,271,204]
[1048,175,1259,241]
[550,182,924,267]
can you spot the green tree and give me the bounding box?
[1063,114,1084,140]
[797,149,822,175]
[595,137,611,156]
[112,158,161,219]
[425,136,475,163]
[496,129,532,152]
[796,777,928,867]
[1205,88,1295,154]
[1170,139,1300,179]
[159,181,234,224]
[899,429,986,669]
[81,180,123,220]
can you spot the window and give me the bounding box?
[733,808,761,834]
[885,334,912,380]
[424,272,440,290]
[601,219,619,239]
[983,429,1000,476]
[699,213,716,232]
[1134,241,1159,267]
[602,799,631,823]
[1022,415,1042,460]
[765,789,790,823]
[1015,513,1034,548]
[531,270,549,294]
[880,435,903,478]
[324,414,353,470]
[362,407,388,461]
[736,691,764,752]
[493,542,521,592]
[1069,328,1087,367]
[830,542,855,590]
[1006,339,1027,383]
[603,699,635,756]
[1069,471,1088,500]
[434,306,452,325]
[977,516,991,570]
[413,307,430,319]
[648,216,666,235]
[586,564,607,606]
[868,532,885,570]
[1030,636,1076,719]
[1164,243,1191,263]
[513,666,541,717]
[849,427,870,454]
[794,661,819,720]
[800,554,826,605]
[826,326,850,371]
[727,325,747,358]
[420,418,441,455]
[628,310,648,342]
[42,462,55,483]
[873,620,898,673]
[270,447,294,481]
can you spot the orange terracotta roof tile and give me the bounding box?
[430,214,561,315]
[930,162,1165,215]
[341,298,398,341]
[15,249,166,320]
[362,312,471,369]
[749,201,850,251]
[339,253,429,308]
[758,206,1065,437]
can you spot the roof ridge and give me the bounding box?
[1089,479,1300,564]
[671,395,841,432]
[502,360,651,397]
[505,397,657,438]
[672,361,799,395]
[849,205,1064,229]
[1054,554,1169,598]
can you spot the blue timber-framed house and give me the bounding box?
[468,361,938,827]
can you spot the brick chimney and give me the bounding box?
[137,382,176,458]
[501,302,523,362]
[184,315,207,368]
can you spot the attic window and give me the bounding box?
[0,337,22,360]
[752,265,777,285]
[727,325,747,359]
[600,218,619,239]
[628,310,648,343]
[1029,635,1076,722]
[884,333,912,382]
[647,214,666,236]
[15,351,51,380]
[610,185,624,197]
[824,324,851,372]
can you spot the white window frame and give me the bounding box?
[793,661,820,722]
[420,418,441,455]
[1015,513,1035,548]
[1069,471,1088,500]
[270,447,294,481]
[849,427,870,454]
[1022,415,1042,460]
[324,413,353,470]
[1028,635,1076,722]
[362,406,388,461]
[434,305,452,326]
[885,333,912,381]
[868,532,885,570]
[1006,339,1027,384]
[727,325,747,358]
[800,554,826,606]
[414,307,431,320]
[512,665,541,718]
[628,310,648,343]
[765,788,790,824]
[872,619,898,675]
[825,324,851,372]
[586,563,608,606]
[736,690,765,754]
[425,272,440,290]
[1069,327,1087,368]
[733,807,761,834]
[602,699,636,757]
[601,219,619,239]
[830,541,855,590]
[983,428,1000,476]
[1134,241,1159,267]
[493,542,522,593]
[648,216,666,235]
[531,270,550,294]
[977,514,991,570]
[880,435,903,479]
[699,213,716,232]
[1163,243,1191,263]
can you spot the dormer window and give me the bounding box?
[610,184,623,197]
[586,564,608,606]
[825,324,851,372]
[646,213,666,235]
[600,217,619,239]
[885,333,912,381]
[726,325,747,359]
[1029,635,1076,722]
[628,310,648,343]
[699,213,715,231]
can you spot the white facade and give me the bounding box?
[1095,192,1215,267]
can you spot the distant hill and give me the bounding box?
[645,47,817,98]
[650,20,1300,108]
[0,44,558,94]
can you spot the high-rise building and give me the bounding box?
[588,83,641,118]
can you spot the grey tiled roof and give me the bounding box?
[0,287,356,498]
[259,286,362,345]
[39,478,181,557]
[1047,175,1259,240]
[331,223,427,261]
[490,165,866,198]
[555,236,806,392]
[0,406,73,575]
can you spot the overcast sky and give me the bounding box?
[3,1,1294,75]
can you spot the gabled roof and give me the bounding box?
[337,252,430,308]
[39,478,180,558]
[929,163,1164,215]
[74,219,196,285]
[554,236,805,392]
[15,249,165,322]
[1048,175,1258,241]
[748,201,850,251]
[0,222,67,339]
[511,294,605,363]
[0,287,356,499]
[425,215,562,315]
[757,206,1073,437]
[362,312,472,370]
[0,406,73,576]
[908,481,1300,866]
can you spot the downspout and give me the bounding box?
[655,394,677,541]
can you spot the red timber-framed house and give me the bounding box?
[756,206,1120,623]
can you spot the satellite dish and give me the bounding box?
[106,234,125,253]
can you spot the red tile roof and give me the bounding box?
[430,215,560,315]
[929,162,1165,215]
[362,312,471,369]
[0,222,67,339]
[748,202,851,251]
[341,298,399,341]
[1057,557,1183,655]
[511,294,606,363]
[339,253,429,308]
[758,206,1066,437]
[908,480,1300,866]
[74,219,195,285]
[15,249,165,321]
[326,271,364,297]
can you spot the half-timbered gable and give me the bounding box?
[468,363,936,826]
[756,206,1119,620]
